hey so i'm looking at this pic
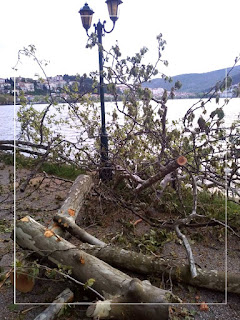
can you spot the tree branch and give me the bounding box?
[136,156,187,193]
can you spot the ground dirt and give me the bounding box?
[0,162,239,320]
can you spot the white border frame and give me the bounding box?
[13,74,230,307]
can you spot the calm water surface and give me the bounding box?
[0,98,239,141]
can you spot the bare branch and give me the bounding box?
[174,224,197,278]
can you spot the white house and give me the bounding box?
[18,82,34,92]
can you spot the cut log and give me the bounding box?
[136,156,187,193]
[86,280,171,320]
[16,216,179,320]
[34,288,74,320]
[10,270,35,293]
[176,156,187,166]
[53,214,106,246]
[80,243,240,295]
[48,174,93,236]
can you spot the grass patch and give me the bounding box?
[0,151,85,180]
[157,186,239,226]
[0,152,13,166]
[41,162,85,180]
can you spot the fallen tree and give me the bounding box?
[16,215,179,320]
[40,172,239,297]
[53,207,240,295]
[11,39,240,320]
[79,243,240,295]
[50,175,240,296]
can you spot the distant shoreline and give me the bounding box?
[0,95,239,106]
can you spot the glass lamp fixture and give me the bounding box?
[105,0,123,22]
[79,3,94,30]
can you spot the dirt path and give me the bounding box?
[0,162,239,319]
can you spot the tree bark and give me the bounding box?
[34,288,74,320]
[48,174,93,236]
[79,243,240,295]
[53,214,106,246]
[16,216,178,320]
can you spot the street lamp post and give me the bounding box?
[79,1,122,181]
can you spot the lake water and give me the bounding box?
[0,98,239,142]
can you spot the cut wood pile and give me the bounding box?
[14,174,240,320]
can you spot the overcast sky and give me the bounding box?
[1,0,240,79]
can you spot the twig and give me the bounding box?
[21,306,40,315]
[174,224,197,278]
[40,265,105,301]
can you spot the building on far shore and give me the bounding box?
[17,82,34,93]
[220,88,234,98]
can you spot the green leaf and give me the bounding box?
[84,278,95,290]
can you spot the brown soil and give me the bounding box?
[0,162,239,320]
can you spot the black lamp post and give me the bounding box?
[79,1,122,181]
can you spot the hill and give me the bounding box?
[143,65,240,94]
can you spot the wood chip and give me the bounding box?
[133,219,143,226]
[44,230,54,238]
[80,256,85,264]
[199,302,209,311]
[68,208,75,217]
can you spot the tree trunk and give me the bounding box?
[79,243,240,295]
[16,216,179,320]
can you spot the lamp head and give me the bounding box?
[105,0,123,22]
[79,3,94,30]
